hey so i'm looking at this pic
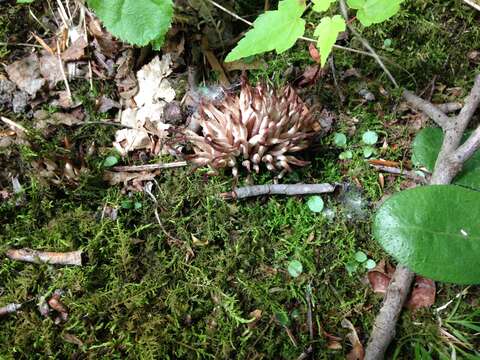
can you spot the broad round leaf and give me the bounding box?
[363,146,375,158]
[412,127,480,190]
[103,155,119,168]
[354,251,367,263]
[339,150,353,160]
[356,0,402,27]
[312,0,336,12]
[87,0,173,47]
[374,185,480,284]
[362,130,378,145]
[307,196,324,212]
[287,260,303,278]
[334,132,347,147]
[364,259,376,269]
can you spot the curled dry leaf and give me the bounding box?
[48,290,68,323]
[405,276,436,311]
[341,318,365,360]
[367,259,396,295]
[6,53,45,96]
[113,55,175,155]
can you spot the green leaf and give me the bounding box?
[374,185,480,284]
[334,132,347,147]
[362,130,378,145]
[363,146,375,158]
[412,127,480,190]
[346,261,358,274]
[356,0,403,27]
[307,196,324,212]
[225,0,306,62]
[312,0,336,12]
[275,310,290,326]
[354,251,367,263]
[313,15,346,67]
[103,155,119,168]
[346,0,366,9]
[287,260,303,277]
[364,259,376,269]
[17,0,35,3]
[87,0,173,47]
[339,150,353,160]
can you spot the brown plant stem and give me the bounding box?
[6,249,82,266]
[365,74,480,360]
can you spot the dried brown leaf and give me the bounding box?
[6,54,45,96]
[406,276,436,311]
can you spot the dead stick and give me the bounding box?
[222,183,335,200]
[112,161,187,172]
[6,249,82,266]
[370,165,428,183]
[365,74,480,360]
[0,303,22,317]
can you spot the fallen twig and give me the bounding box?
[0,303,22,317]
[112,161,187,172]
[365,74,480,360]
[0,116,28,134]
[463,0,480,12]
[221,183,336,200]
[6,248,82,266]
[370,165,428,183]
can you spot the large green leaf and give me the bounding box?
[374,185,480,284]
[313,15,346,67]
[225,0,306,62]
[87,0,173,47]
[346,0,366,9]
[412,127,480,190]
[356,0,403,26]
[312,0,337,12]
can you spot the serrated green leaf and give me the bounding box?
[356,0,403,27]
[412,127,480,190]
[87,0,173,47]
[346,0,366,9]
[312,0,336,12]
[313,15,346,67]
[225,0,306,62]
[288,260,303,277]
[307,196,324,212]
[362,130,378,145]
[374,185,480,284]
[334,132,347,147]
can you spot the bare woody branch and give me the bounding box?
[0,303,22,317]
[222,183,335,200]
[366,74,480,360]
[6,249,83,266]
[402,91,450,129]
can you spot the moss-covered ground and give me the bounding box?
[0,0,479,358]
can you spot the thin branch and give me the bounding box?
[6,248,82,266]
[0,116,28,134]
[0,42,43,48]
[453,125,480,164]
[463,0,480,12]
[436,102,463,113]
[370,165,427,183]
[403,90,450,129]
[457,74,480,130]
[112,161,187,172]
[339,0,398,88]
[222,183,335,200]
[365,266,415,360]
[0,303,22,317]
